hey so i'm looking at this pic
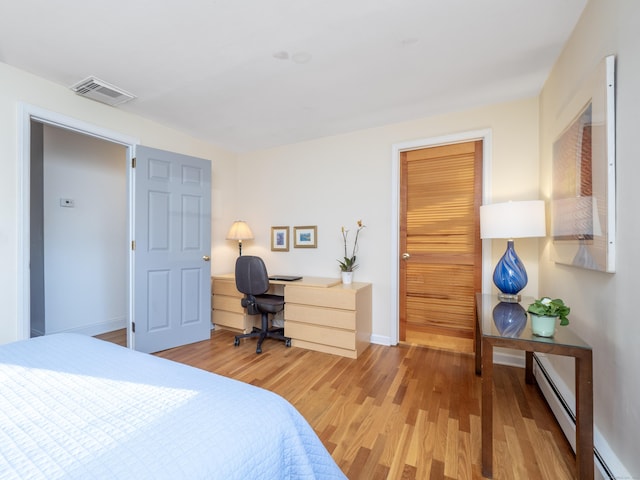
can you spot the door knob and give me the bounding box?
[203,255,211,262]
[402,253,411,260]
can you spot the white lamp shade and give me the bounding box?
[226,220,254,240]
[480,200,546,239]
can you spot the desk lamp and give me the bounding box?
[480,200,546,302]
[226,220,254,256]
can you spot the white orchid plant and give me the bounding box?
[338,220,366,272]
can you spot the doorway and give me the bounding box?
[19,104,212,354]
[30,122,128,339]
[399,140,483,353]
[18,104,138,343]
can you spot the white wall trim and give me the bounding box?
[370,334,392,346]
[46,317,128,338]
[389,129,493,345]
[17,103,138,340]
[494,350,525,368]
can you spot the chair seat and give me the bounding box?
[254,294,285,314]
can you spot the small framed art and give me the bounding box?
[293,226,317,248]
[271,226,289,251]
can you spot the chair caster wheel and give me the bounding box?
[234,338,240,347]
[285,339,291,347]
[256,347,262,354]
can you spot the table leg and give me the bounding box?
[576,350,594,480]
[482,338,494,478]
[475,310,482,375]
[525,351,535,385]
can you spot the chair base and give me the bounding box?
[234,313,291,354]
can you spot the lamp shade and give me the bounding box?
[480,200,546,239]
[226,221,254,241]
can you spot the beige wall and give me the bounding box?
[235,97,541,344]
[0,62,238,344]
[539,0,639,476]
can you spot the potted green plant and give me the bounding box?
[526,297,570,337]
[338,220,365,284]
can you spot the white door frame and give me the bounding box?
[389,128,493,346]
[17,103,139,342]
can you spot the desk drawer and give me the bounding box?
[285,303,356,330]
[213,279,242,297]
[285,285,358,310]
[212,310,246,330]
[213,295,244,314]
[285,321,356,350]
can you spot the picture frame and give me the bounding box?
[270,226,289,252]
[550,55,616,273]
[293,226,317,248]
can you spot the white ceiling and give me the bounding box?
[0,0,586,153]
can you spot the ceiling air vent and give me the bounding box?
[71,76,136,106]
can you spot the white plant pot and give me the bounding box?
[530,314,557,337]
[341,271,353,285]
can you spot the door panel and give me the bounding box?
[400,141,482,352]
[134,146,211,353]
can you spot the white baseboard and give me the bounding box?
[533,353,630,480]
[48,317,127,337]
[494,348,525,368]
[370,334,392,346]
[30,327,45,337]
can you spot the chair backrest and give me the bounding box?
[235,256,270,296]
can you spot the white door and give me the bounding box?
[133,146,211,353]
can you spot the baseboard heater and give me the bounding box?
[532,353,616,480]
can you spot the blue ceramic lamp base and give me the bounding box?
[493,239,528,303]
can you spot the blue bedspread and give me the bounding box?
[0,333,346,479]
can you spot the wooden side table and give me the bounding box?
[475,293,594,479]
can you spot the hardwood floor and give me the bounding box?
[96,329,576,479]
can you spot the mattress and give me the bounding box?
[0,333,346,479]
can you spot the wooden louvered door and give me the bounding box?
[399,140,482,353]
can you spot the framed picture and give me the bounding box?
[293,226,317,248]
[270,226,289,251]
[551,55,616,272]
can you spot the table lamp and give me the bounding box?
[226,220,254,256]
[480,200,546,302]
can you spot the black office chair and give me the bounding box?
[233,256,292,354]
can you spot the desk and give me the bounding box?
[475,293,593,479]
[212,274,372,358]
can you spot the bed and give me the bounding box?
[0,333,346,479]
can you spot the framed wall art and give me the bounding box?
[270,226,289,251]
[551,55,616,272]
[293,226,317,248]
